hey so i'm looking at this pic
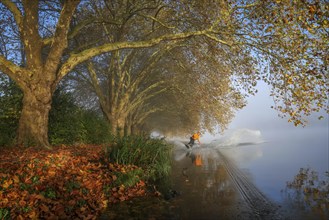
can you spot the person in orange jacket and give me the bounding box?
[186,131,201,148]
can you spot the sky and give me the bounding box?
[202,81,329,142]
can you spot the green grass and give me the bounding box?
[108,136,173,181]
[0,208,10,220]
[113,168,144,188]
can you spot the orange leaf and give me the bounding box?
[17,215,24,220]
[119,185,125,191]
[48,168,56,177]
[2,179,13,188]
[40,204,49,212]
[0,198,9,206]
[68,199,76,206]
[52,204,65,216]
[102,199,108,207]
[34,194,46,201]
[18,200,27,207]
[137,189,145,195]
[13,175,20,183]
[27,211,37,219]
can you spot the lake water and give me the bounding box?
[211,127,328,203]
[100,126,328,219]
[173,126,328,219]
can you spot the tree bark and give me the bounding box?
[105,110,125,137]
[114,115,126,137]
[17,88,52,148]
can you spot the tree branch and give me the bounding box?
[44,0,80,76]
[86,62,109,112]
[204,32,233,47]
[1,0,24,33]
[135,107,163,125]
[57,29,216,81]
[127,43,179,95]
[128,82,167,114]
[137,12,176,29]
[0,55,28,89]
[232,2,262,10]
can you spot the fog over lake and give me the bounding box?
[203,82,329,203]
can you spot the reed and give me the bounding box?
[108,136,172,181]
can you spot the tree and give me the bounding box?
[67,0,253,136]
[0,0,230,147]
[0,0,81,148]
[258,0,329,126]
[229,0,329,126]
[0,0,327,147]
[85,45,175,136]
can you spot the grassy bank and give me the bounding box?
[0,137,172,219]
[108,136,172,182]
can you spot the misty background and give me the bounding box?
[201,81,329,203]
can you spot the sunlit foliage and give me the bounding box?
[284,167,329,219]
[0,0,327,146]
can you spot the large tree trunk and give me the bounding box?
[125,121,135,136]
[107,112,126,137]
[115,116,126,137]
[125,114,134,136]
[17,88,52,148]
[0,0,80,148]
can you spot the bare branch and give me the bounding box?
[137,12,176,29]
[1,0,23,33]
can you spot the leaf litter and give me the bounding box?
[0,145,148,219]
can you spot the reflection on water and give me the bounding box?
[169,148,239,219]
[100,146,252,219]
[100,128,328,219]
[282,167,329,220]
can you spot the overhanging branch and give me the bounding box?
[57,29,231,82]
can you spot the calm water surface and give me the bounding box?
[101,147,249,219]
[100,127,328,219]
[217,127,328,203]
